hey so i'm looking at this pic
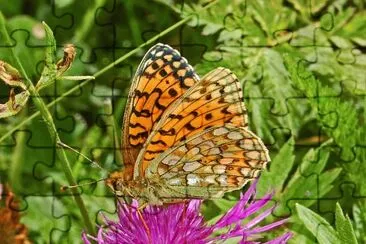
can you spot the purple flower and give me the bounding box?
[83,181,292,243]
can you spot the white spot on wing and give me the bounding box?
[156,51,163,57]
[228,131,243,140]
[217,175,228,186]
[240,167,251,177]
[162,155,181,165]
[188,147,200,156]
[168,178,181,186]
[213,127,229,136]
[246,151,260,159]
[187,174,200,186]
[213,165,226,174]
[183,161,201,172]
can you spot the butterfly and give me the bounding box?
[106,44,270,205]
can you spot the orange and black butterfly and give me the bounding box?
[106,44,269,205]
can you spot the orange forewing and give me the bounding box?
[121,44,199,179]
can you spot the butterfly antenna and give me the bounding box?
[61,178,107,191]
[57,141,108,174]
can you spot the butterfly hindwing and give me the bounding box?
[146,125,269,200]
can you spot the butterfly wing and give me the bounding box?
[147,125,269,200]
[134,68,249,178]
[121,44,199,175]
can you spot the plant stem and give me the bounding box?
[0,12,96,235]
[9,110,26,192]
[0,0,219,144]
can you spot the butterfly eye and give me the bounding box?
[112,181,119,191]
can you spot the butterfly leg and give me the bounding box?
[136,205,152,244]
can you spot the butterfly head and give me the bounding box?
[105,171,132,197]
[106,171,165,205]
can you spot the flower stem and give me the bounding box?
[0,0,220,144]
[0,12,96,235]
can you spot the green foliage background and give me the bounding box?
[0,0,365,243]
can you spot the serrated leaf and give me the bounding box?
[335,203,358,244]
[274,142,341,216]
[257,137,295,197]
[296,203,339,244]
[285,55,359,160]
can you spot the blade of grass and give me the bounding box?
[0,0,219,144]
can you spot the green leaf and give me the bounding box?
[273,141,341,216]
[335,203,358,244]
[35,22,57,91]
[296,203,339,244]
[257,137,295,197]
[284,55,359,161]
[42,22,57,66]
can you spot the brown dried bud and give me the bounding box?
[56,44,76,75]
[0,61,26,90]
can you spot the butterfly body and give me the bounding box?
[107,44,270,206]
[107,172,164,205]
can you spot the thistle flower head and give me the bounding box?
[83,181,292,243]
